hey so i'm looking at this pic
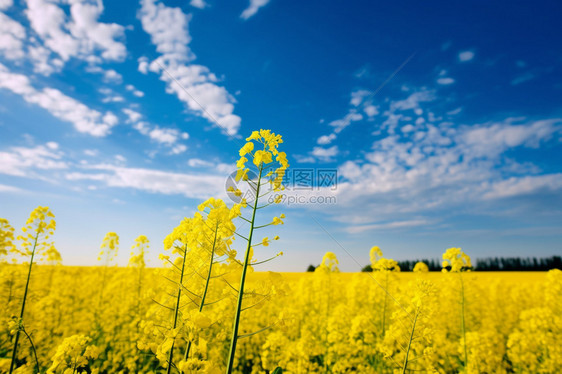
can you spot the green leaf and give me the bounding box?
[272,368,283,374]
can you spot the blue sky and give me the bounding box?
[1,0,561,271]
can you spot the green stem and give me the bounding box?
[402,309,419,374]
[166,245,188,374]
[137,266,143,323]
[460,273,468,368]
[22,327,40,374]
[382,272,388,337]
[226,166,263,373]
[184,222,219,361]
[9,231,39,374]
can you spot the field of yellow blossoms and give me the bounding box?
[1,130,561,373]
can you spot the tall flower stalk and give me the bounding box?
[167,244,188,374]
[9,206,56,373]
[369,246,400,337]
[380,279,436,373]
[226,130,288,373]
[158,197,239,372]
[442,247,472,369]
[97,232,119,311]
[0,218,15,262]
[129,235,149,320]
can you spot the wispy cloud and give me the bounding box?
[346,219,431,234]
[511,72,535,86]
[189,0,208,9]
[0,183,21,193]
[0,63,118,136]
[328,116,562,229]
[66,163,227,200]
[240,0,270,20]
[458,50,475,62]
[139,0,241,136]
[437,77,454,85]
[0,142,66,177]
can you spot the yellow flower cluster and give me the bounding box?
[128,235,149,268]
[47,334,100,374]
[14,206,56,260]
[442,247,472,272]
[413,261,429,272]
[0,253,560,373]
[0,218,15,260]
[97,232,119,264]
[2,130,560,373]
[370,246,400,272]
[236,129,289,192]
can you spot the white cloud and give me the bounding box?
[240,0,270,20]
[0,183,21,193]
[103,69,122,83]
[364,104,378,118]
[459,118,560,158]
[114,154,126,163]
[0,143,67,177]
[122,108,142,123]
[437,77,455,85]
[25,0,126,63]
[0,13,26,60]
[189,0,208,9]
[0,0,13,10]
[98,86,125,102]
[447,107,462,116]
[121,107,189,151]
[101,95,124,103]
[0,12,66,76]
[28,43,64,75]
[188,158,233,174]
[391,89,435,111]
[46,141,59,150]
[66,164,227,199]
[149,126,181,145]
[328,116,562,229]
[138,56,149,74]
[133,121,150,135]
[380,89,436,134]
[0,1,126,75]
[293,155,317,164]
[85,66,123,83]
[483,174,562,199]
[0,63,118,136]
[139,0,241,136]
[187,158,210,168]
[125,84,145,97]
[83,149,98,157]
[170,144,187,154]
[401,124,415,133]
[329,110,363,133]
[317,133,336,145]
[350,89,370,106]
[311,145,338,160]
[346,219,431,234]
[458,50,475,62]
[511,73,535,86]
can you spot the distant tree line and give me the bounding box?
[472,256,561,271]
[307,256,561,272]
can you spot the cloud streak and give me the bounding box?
[0,63,118,136]
[139,0,241,136]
